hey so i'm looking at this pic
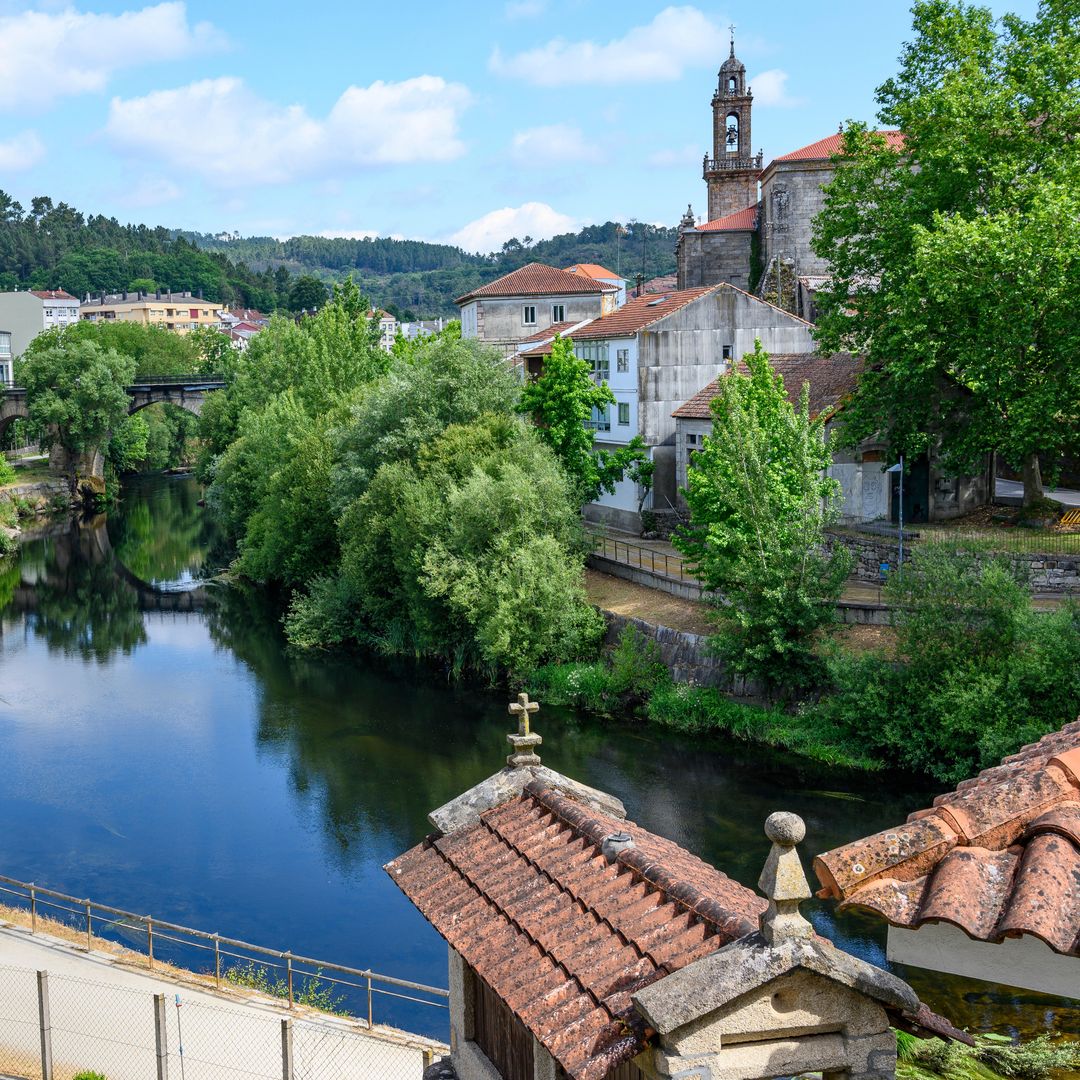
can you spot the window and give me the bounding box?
[722,345,733,360]
[190,309,200,320]
[0,332,10,355]
[616,348,629,373]
[587,405,611,432]
[575,341,609,382]
[522,305,536,326]
[618,402,630,425]
[551,304,565,323]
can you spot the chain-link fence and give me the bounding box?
[0,962,442,1080]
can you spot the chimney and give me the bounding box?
[197,288,203,299]
[156,290,162,300]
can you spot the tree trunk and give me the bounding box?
[1022,451,1044,506]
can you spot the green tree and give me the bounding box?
[518,335,652,505]
[25,321,199,377]
[287,275,329,312]
[673,342,852,692]
[812,0,1080,504]
[20,338,136,467]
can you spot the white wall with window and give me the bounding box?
[460,302,478,338]
[0,331,12,386]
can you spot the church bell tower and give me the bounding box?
[703,31,762,220]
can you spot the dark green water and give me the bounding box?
[0,474,1074,1040]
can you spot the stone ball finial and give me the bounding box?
[764,811,805,848]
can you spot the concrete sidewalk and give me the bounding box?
[0,922,442,1080]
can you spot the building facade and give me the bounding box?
[0,329,12,386]
[457,263,618,358]
[80,291,224,334]
[0,289,82,373]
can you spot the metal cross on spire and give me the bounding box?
[728,22,736,55]
[507,692,542,768]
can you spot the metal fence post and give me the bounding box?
[367,975,373,1028]
[29,885,36,934]
[85,900,92,950]
[213,934,221,989]
[36,970,52,1080]
[147,916,154,970]
[154,993,168,1080]
[280,1018,294,1080]
[285,954,294,1009]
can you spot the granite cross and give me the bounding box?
[509,692,539,736]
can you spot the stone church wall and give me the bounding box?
[761,161,835,278]
[676,229,754,291]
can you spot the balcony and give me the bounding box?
[703,152,763,176]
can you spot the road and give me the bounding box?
[995,478,1080,507]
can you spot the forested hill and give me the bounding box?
[181,222,679,317]
[0,188,678,318]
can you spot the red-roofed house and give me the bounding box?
[565,263,627,307]
[457,263,619,358]
[538,284,815,532]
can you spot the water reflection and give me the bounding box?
[0,474,1074,1041]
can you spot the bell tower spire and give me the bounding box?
[703,33,762,220]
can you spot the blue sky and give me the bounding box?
[0,0,1037,251]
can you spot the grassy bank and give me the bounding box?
[526,628,883,773]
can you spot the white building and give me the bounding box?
[0,329,12,386]
[457,263,619,359]
[0,289,81,379]
[519,283,817,532]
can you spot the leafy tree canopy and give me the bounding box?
[673,342,852,691]
[812,0,1080,503]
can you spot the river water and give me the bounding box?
[0,474,1074,1041]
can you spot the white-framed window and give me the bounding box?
[551,304,565,323]
[522,305,536,326]
[616,348,629,373]
[0,332,10,355]
[722,345,733,360]
[618,402,630,425]
[575,341,609,382]
[587,405,610,431]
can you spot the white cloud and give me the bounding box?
[510,124,603,166]
[750,69,803,107]
[504,0,545,17]
[0,130,44,170]
[489,6,727,86]
[105,75,471,187]
[449,202,577,253]
[0,3,223,111]
[128,175,182,207]
[647,144,700,168]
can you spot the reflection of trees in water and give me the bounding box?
[17,521,147,663]
[108,475,221,584]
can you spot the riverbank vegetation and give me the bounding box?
[200,282,615,675]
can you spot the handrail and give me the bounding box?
[128,374,224,386]
[0,872,448,1026]
[588,532,693,582]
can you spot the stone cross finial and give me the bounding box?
[758,811,814,945]
[728,22,736,55]
[507,693,542,768]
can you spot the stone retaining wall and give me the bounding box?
[830,531,1080,593]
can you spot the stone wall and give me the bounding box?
[830,531,1080,593]
[676,228,754,291]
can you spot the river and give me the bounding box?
[0,474,1074,1042]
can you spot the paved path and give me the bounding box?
[0,923,440,1080]
[995,477,1080,507]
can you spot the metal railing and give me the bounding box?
[128,374,224,387]
[0,874,448,1034]
[590,534,694,582]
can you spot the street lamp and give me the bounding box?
[886,456,905,569]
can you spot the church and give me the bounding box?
[675,34,902,321]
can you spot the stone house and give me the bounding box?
[815,720,1080,1000]
[672,355,990,525]
[457,264,619,359]
[517,284,815,533]
[387,697,963,1080]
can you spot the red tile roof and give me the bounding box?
[387,780,764,1080]
[571,286,720,340]
[697,205,758,231]
[814,720,1080,957]
[456,263,617,304]
[673,353,862,421]
[565,263,622,281]
[773,130,904,163]
[31,289,78,301]
[642,274,677,294]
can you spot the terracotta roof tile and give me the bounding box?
[455,263,616,304]
[386,780,764,1080]
[570,286,720,340]
[31,289,78,301]
[773,130,905,162]
[696,205,758,231]
[672,353,862,421]
[814,719,1080,956]
[565,263,621,281]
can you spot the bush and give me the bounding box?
[812,543,1080,784]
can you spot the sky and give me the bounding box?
[0,0,1039,252]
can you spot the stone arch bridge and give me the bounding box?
[0,375,224,478]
